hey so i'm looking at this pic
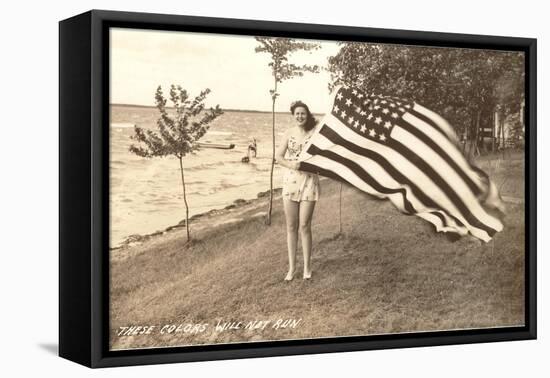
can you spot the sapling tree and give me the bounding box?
[255,37,321,225]
[129,85,223,242]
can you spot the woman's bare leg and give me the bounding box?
[283,199,299,280]
[299,201,316,279]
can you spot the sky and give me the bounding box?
[110,28,341,113]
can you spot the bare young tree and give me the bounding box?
[129,85,223,242]
[255,37,321,225]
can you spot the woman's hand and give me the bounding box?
[288,161,300,170]
[275,159,299,170]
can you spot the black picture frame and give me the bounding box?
[59,9,537,368]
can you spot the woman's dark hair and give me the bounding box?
[290,100,317,132]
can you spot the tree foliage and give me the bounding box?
[327,43,524,145]
[130,85,222,159]
[130,85,223,241]
[254,37,321,85]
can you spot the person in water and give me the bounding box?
[242,138,257,163]
[248,138,257,158]
[275,101,320,281]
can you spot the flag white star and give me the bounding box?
[369,129,377,137]
[367,113,373,120]
[341,110,347,118]
[391,112,399,118]
[358,93,364,99]
[336,92,343,100]
[405,104,411,109]
[374,105,381,110]
[389,103,396,108]
[380,134,387,141]
[352,89,358,95]
[375,117,382,124]
[354,120,360,128]
[360,110,366,116]
[398,107,405,112]
[382,108,390,114]
[333,105,340,113]
[348,116,355,124]
[360,124,367,133]
[384,121,392,129]
[345,98,352,106]
[381,100,387,104]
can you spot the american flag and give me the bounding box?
[299,86,504,242]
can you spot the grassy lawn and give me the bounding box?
[110,150,525,350]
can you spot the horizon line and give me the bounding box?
[110,103,325,115]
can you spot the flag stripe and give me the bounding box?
[390,125,503,232]
[300,161,354,187]
[429,210,465,229]
[408,107,454,143]
[301,153,425,218]
[386,137,498,237]
[397,116,482,196]
[418,212,468,235]
[401,112,486,193]
[412,104,458,143]
[430,211,447,227]
[305,144,417,214]
[316,125,445,212]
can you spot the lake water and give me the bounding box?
[110,105,313,247]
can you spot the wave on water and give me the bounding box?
[207,131,233,136]
[186,161,229,172]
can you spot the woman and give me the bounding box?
[275,101,320,281]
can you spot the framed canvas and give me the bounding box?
[59,9,537,368]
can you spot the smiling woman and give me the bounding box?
[275,100,321,280]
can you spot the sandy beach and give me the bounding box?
[109,151,525,351]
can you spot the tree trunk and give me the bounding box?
[491,109,498,153]
[266,79,278,225]
[461,119,468,154]
[178,157,190,241]
[475,109,482,156]
[496,111,502,149]
[467,115,475,161]
[500,112,507,158]
[466,110,481,162]
[501,113,506,149]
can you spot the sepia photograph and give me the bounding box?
[108,27,526,351]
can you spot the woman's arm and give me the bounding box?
[275,130,299,170]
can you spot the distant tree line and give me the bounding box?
[327,43,525,156]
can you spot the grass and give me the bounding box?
[110,150,525,350]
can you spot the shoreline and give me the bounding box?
[110,176,334,259]
[111,186,285,251]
